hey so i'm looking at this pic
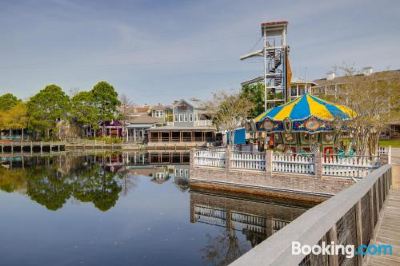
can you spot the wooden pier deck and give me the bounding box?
[368,188,400,265]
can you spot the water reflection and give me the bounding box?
[0,152,312,266]
[0,152,190,211]
[190,190,309,265]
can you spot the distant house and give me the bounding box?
[147,98,216,146]
[84,120,124,138]
[126,116,164,143]
[150,104,173,123]
[124,104,170,143]
[98,120,124,138]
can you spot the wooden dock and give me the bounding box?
[0,141,65,154]
[368,188,400,265]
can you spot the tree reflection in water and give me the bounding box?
[201,210,242,266]
[0,154,135,211]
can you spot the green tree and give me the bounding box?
[72,163,122,211]
[240,83,265,117]
[27,84,71,139]
[71,91,99,132]
[26,167,72,211]
[0,93,20,111]
[1,102,29,139]
[91,81,121,123]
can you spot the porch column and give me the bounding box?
[180,132,182,142]
[191,131,194,142]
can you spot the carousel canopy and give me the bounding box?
[257,94,355,122]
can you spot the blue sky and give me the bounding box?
[0,0,399,104]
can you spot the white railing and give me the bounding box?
[322,155,380,178]
[231,151,265,171]
[378,146,390,155]
[192,148,386,178]
[231,165,392,266]
[193,120,213,127]
[193,149,226,168]
[272,153,315,174]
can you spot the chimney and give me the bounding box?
[326,71,336,80]
[362,66,373,76]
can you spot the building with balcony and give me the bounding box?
[311,68,400,139]
[147,98,216,147]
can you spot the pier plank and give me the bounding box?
[368,189,400,265]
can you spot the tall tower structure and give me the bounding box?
[241,21,290,111]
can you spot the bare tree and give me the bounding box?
[204,91,253,146]
[119,94,133,142]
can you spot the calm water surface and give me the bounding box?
[0,152,311,266]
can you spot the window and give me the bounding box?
[184,114,188,122]
[175,114,178,122]
[291,86,297,96]
[189,113,193,122]
[299,85,305,95]
[179,114,183,122]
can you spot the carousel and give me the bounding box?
[253,93,355,154]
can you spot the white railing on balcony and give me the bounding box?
[193,120,213,127]
[193,149,226,168]
[231,151,266,171]
[322,155,380,178]
[272,153,315,174]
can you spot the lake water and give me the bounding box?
[0,152,311,266]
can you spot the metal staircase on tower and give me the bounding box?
[241,21,289,111]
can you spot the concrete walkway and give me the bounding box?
[367,165,400,265]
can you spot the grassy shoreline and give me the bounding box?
[379,139,400,148]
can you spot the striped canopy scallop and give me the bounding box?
[256,94,355,122]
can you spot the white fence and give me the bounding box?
[192,147,386,179]
[231,151,266,171]
[193,149,226,168]
[378,146,390,155]
[193,120,213,127]
[272,153,315,174]
[322,155,380,178]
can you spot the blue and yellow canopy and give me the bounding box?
[256,94,355,122]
